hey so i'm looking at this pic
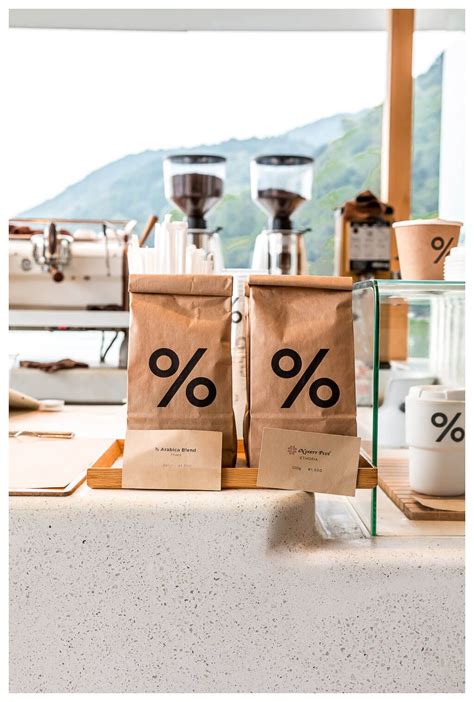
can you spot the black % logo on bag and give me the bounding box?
[149,348,217,408]
[271,348,341,409]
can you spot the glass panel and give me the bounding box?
[353,283,377,464]
[353,280,465,464]
[352,282,378,535]
[353,279,465,535]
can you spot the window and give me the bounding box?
[8,17,464,273]
[411,30,465,221]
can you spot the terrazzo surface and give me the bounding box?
[10,486,464,693]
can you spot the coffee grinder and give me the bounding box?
[250,155,314,275]
[163,154,226,271]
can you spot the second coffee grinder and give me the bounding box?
[250,154,314,275]
[163,154,226,271]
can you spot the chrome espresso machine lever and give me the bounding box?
[31,222,73,282]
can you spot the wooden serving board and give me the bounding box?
[9,471,86,497]
[87,439,377,490]
[9,435,113,497]
[378,456,465,521]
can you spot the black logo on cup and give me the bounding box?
[431,411,464,442]
[431,236,454,264]
[149,347,217,407]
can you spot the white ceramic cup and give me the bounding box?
[405,385,465,496]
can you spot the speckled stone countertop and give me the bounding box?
[9,407,464,693]
[10,485,464,693]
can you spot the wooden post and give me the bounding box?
[381,9,415,271]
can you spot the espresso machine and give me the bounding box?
[250,155,314,275]
[163,154,226,271]
[9,217,137,403]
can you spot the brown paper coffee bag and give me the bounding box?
[244,275,357,467]
[127,274,237,468]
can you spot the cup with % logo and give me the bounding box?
[405,385,465,496]
[393,219,462,280]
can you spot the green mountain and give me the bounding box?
[22,55,442,273]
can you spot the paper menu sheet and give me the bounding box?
[9,436,112,489]
[414,496,465,513]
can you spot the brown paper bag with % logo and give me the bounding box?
[244,275,357,467]
[126,274,237,468]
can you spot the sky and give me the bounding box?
[7,28,463,215]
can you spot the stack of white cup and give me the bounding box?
[444,247,465,281]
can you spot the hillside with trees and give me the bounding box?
[22,55,442,273]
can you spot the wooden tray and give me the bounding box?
[9,471,86,497]
[378,457,465,521]
[9,435,115,497]
[87,439,377,490]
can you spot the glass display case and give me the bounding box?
[352,280,465,534]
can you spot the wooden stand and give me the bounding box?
[379,456,465,521]
[87,439,378,491]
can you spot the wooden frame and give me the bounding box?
[381,8,415,273]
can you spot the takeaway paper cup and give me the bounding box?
[393,219,462,280]
[405,385,465,496]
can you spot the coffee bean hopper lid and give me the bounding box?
[408,385,465,401]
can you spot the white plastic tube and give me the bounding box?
[175,222,187,274]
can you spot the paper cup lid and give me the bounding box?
[408,385,465,401]
[392,218,463,229]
